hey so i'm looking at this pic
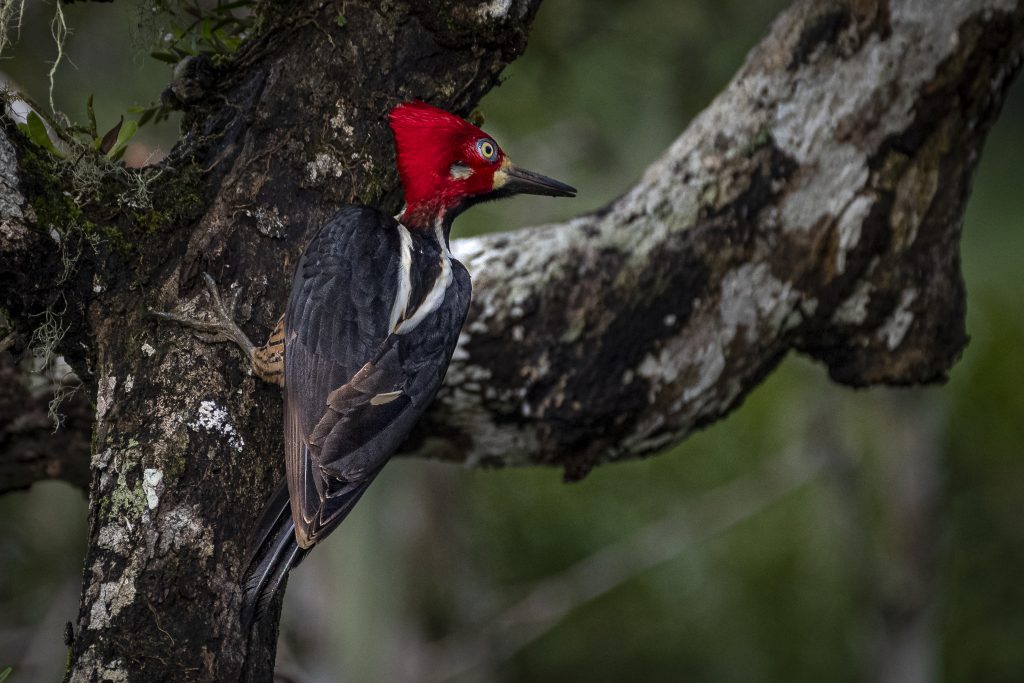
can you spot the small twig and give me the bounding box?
[146,598,176,645]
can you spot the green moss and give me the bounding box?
[14,114,206,255]
[355,170,391,206]
[165,449,189,481]
[108,468,147,521]
[15,131,131,260]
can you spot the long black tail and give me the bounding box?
[240,481,307,628]
[240,474,382,629]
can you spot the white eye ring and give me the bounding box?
[476,138,497,162]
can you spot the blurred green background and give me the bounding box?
[2,1,1023,681]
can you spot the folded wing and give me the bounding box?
[283,206,471,548]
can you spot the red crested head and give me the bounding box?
[388,101,575,230]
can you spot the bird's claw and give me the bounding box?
[148,274,255,355]
[201,272,237,322]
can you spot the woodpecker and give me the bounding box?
[154,101,575,622]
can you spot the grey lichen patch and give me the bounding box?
[95,375,117,424]
[305,151,346,185]
[159,504,214,559]
[718,263,800,344]
[435,331,538,466]
[835,194,873,274]
[877,288,917,350]
[453,401,539,467]
[761,1,998,239]
[249,205,286,239]
[444,332,492,384]
[637,347,684,388]
[329,102,356,138]
[778,146,869,233]
[69,650,127,683]
[143,468,163,510]
[604,165,700,266]
[0,130,25,220]
[454,224,578,336]
[87,574,138,630]
[679,338,727,405]
[475,0,515,21]
[143,344,219,471]
[620,413,670,454]
[634,316,728,413]
[832,279,873,326]
[472,220,579,283]
[188,399,245,451]
[97,520,130,554]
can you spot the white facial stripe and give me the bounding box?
[389,225,413,331]
[450,162,474,180]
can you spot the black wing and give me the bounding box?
[285,206,401,412]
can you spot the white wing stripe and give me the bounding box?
[396,218,452,335]
[389,224,413,331]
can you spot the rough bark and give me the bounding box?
[5,1,546,681]
[0,0,1020,681]
[412,0,1024,478]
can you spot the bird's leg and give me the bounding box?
[150,273,285,387]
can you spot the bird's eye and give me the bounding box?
[476,138,497,162]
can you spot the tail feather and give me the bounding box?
[253,541,306,620]
[244,480,291,570]
[240,483,307,629]
[240,474,380,630]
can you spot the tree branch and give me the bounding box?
[406,0,1024,478]
[0,127,65,324]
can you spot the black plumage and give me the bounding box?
[243,205,471,622]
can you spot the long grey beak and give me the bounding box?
[501,164,577,198]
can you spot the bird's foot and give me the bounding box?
[149,273,255,356]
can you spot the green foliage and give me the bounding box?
[149,0,255,62]
[15,95,140,165]
[97,117,140,162]
[0,666,11,683]
[17,111,63,158]
[130,0,257,128]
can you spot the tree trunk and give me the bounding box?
[0,0,1020,680]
